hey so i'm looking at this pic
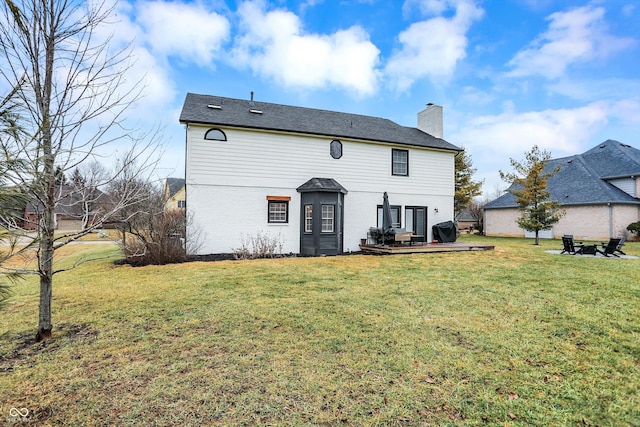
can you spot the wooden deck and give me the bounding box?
[359,241,495,255]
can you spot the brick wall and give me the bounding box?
[485,204,640,241]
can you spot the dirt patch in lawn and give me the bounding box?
[0,323,98,372]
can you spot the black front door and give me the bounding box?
[300,191,344,256]
[297,178,347,256]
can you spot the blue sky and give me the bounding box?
[114,0,640,197]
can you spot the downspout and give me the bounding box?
[184,122,189,253]
[608,202,613,238]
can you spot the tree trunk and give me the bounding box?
[37,151,56,340]
[35,4,56,341]
[36,270,53,341]
[534,230,540,245]
[37,212,55,341]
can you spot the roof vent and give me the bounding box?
[207,104,222,110]
[249,109,263,114]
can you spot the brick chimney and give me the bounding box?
[417,103,443,139]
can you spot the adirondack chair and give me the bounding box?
[615,237,627,255]
[561,235,583,255]
[598,238,623,257]
[600,236,626,255]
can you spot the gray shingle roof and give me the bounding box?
[165,177,185,199]
[296,178,348,193]
[179,93,461,152]
[26,185,105,216]
[581,139,640,178]
[485,140,640,209]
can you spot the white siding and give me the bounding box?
[187,185,300,255]
[187,125,455,254]
[608,178,636,197]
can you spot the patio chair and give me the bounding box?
[601,237,626,256]
[598,238,622,257]
[615,237,627,255]
[561,235,583,255]
[368,227,383,245]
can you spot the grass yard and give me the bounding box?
[1,236,639,426]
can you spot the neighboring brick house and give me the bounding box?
[163,178,186,211]
[23,184,104,231]
[484,140,640,241]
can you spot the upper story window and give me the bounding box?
[330,140,342,159]
[205,128,227,141]
[392,149,408,176]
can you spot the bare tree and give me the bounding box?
[0,0,160,340]
[106,163,163,249]
[68,161,109,230]
[467,198,484,234]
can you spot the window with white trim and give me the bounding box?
[268,201,288,223]
[304,205,313,233]
[321,205,334,233]
[392,149,408,176]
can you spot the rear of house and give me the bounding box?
[180,93,461,255]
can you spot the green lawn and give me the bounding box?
[1,236,639,426]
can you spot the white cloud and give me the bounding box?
[610,99,640,123]
[230,0,380,96]
[548,77,640,102]
[459,86,495,106]
[622,4,635,17]
[136,1,230,65]
[386,0,483,91]
[403,0,451,16]
[507,5,635,79]
[450,102,613,194]
[73,1,178,124]
[453,102,610,158]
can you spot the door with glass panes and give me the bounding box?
[299,191,344,256]
[405,206,427,238]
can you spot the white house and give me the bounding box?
[179,93,461,256]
